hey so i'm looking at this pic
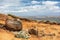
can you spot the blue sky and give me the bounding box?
[0,0,60,16]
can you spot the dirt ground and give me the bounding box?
[0,14,60,40]
[0,20,60,40]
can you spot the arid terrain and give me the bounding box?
[0,14,60,40]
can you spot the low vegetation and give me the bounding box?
[0,14,60,40]
[15,30,30,40]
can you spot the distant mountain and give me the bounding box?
[5,13,60,23]
[23,16,60,23]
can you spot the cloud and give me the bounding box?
[2,4,59,13]
[41,1,60,12]
[0,0,60,16]
[1,9,28,13]
[42,1,58,5]
[10,1,60,13]
[31,0,40,4]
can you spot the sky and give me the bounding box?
[0,0,60,16]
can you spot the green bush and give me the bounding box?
[15,30,30,40]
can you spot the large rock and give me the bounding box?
[5,19,22,31]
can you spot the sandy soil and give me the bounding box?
[0,20,60,40]
[0,14,60,40]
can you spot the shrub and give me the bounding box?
[15,30,30,40]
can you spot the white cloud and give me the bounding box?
[2,9,28,13]
[15,1,60,13]
[0,0,60,14]
[42,1,58,5]
[31,0,40,4]
[4,5,60,13]
[42,1,60,12]
[0,4,11,8]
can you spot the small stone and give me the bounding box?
[28,29,38,36]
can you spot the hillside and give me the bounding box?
[0,14,60,40]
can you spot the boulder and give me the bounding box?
[5,19,22,31]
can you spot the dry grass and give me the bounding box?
[0,14,60,40]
